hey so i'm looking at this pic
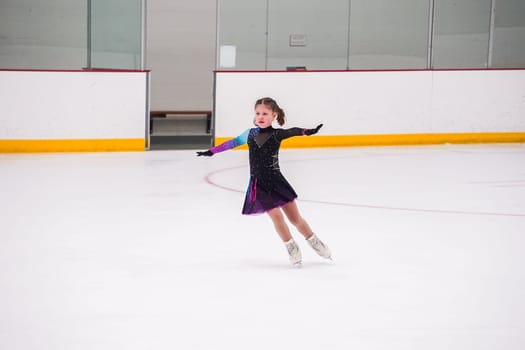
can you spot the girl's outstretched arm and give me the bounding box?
[276,124,323,141]
[196,128,251,157]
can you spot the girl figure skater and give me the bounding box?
[197,97,331,266]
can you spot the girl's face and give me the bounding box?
[254,104,276,128]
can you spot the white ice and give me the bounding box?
[1,144,525,349]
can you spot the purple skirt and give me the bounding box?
[241,174,298,215]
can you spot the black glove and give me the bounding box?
[304,124,323,136]
[196,150,213,157]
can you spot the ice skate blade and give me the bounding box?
[292,262,302,268]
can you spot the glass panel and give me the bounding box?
[492,0,525,68]
[0,0,87,69]
[89,0,142,69]
[432,0,491,69]
[267,0,349,70]
[217,0,267,70]
[348,0,430,69]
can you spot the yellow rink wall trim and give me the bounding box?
[0,138,145,153]
[215,132,525,149]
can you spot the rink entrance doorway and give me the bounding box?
[149,110,213,150]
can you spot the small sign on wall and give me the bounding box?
[219,45,236,68]
[289,34,307,47]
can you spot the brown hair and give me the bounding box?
[255,97,286,126]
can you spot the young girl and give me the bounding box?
[197,97,331,266]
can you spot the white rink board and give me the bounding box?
[0,70,148,140]
[214,70,525,137]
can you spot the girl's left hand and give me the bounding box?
[304,124,323,135]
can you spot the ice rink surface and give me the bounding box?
[1,144,524,349]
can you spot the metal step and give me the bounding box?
[151,115,210,136]
[150,135,212,150]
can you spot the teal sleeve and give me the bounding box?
[210,128,250,154]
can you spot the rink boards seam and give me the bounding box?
[0,138,144,153]
[215,132,525,149]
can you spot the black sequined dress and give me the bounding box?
[210,126,306,215]
[242,126,305,215]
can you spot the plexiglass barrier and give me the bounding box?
[0,0,144,70]
[217,0,525,70]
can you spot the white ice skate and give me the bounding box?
[284,239,302,267]
[307,234,332,259]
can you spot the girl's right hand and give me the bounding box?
[196,150,213,157]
